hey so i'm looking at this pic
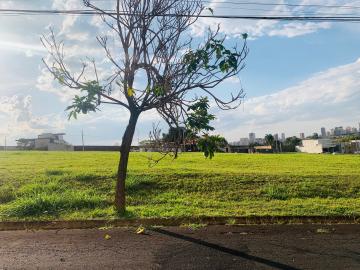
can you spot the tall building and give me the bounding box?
[255,138,265,145]
[321,127,326,138]
[249,133,256,144]
[274,133,279,141]
[300,133,305,139]
[345,126,353,134]
[334,126,345,136]
[281,133,286,142]
[239,138,249,146]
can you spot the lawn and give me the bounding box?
[0,151,359,221]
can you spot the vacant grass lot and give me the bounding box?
[0,151,359,221]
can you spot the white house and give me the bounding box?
[296,139,337,154]
[17,133,73,151]
[35,133,73,151]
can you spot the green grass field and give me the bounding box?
[0,151,359,221]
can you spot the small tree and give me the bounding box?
[264,134,274,146]
[283,136,301,152]
[41,0,248,213]
[307,133,319,139]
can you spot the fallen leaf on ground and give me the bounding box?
[136,225,145,234]
[316,228,330,234]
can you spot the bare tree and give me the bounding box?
[41,0,248,213]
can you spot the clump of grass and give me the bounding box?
[0,184,16,203]
[17,182,62,196]
[72,173,100,183]
[226,218,237,225]
[4,191,108,217]
[45,169,64,176]
[261,184,289,200]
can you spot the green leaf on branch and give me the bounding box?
[153,85,165,96]
[66,81,102,120]
[186,97,215,133]
[183,38,241,75]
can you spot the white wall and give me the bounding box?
[48,143,74,151]
[296,139,335,154]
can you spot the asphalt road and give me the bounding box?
[0,224,359,270]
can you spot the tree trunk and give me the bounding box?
[115,112,139,214]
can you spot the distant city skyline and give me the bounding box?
[231,121,360,146]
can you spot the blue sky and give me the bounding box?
[0,0,360,146]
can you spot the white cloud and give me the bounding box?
[0,95,66,142]
[52,0,83,35]
[268,22,330,38]
[0,0,13,8]
[0,40,46,56]
[215,58,360,140]
[191,0,337,38]
[65,32,89,42]
[36,67,78,102]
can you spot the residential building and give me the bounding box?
[255,138,265,145]
[16,133,73,151]
[300,133,305,139]
[296,139,337,154]
[239,138,250,146]
[254,145,272,153]
[228,144,250,153]
[340,140,360,154]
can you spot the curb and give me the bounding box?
[0,216,359,231]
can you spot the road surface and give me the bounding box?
[0,224,359,269]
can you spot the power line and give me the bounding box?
[3,0,360,10]
[1,8,360,22]
[91,0,360,10]
[82,129,85,151]
[182,0,360,10]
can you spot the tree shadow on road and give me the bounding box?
[151,228,301,270]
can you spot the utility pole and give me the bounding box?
[81,129,85,151]
[183,128,186,152]
[4,136,6,152]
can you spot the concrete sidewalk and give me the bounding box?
[0,224,359,269]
